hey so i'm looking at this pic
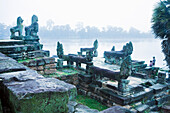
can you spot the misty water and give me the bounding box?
[40,37,166,68]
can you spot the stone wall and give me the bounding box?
[21,57,57,75]
[0,52,77,113]
[77,72,170,112]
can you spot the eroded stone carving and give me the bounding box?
[57,41,64,58]
[25,15,39,38]
[10,16,24,40]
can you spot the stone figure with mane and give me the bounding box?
[10,16,24,40]
[25,15,39,39]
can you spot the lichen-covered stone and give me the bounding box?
[37,59,45,66]
[44,69,56,75]
[43,57,55,64]
[37,65,44,71]
[2,78,76,113]
[44,63,56,69]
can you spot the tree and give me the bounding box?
[152,0,170,67]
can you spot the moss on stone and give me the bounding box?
[8,89,69,113]
[17,57,42,63]
[68,88,77,101]
[44,68,79,78]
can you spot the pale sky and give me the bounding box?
[0,0,158,32]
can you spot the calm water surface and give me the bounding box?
[40,37,165,68]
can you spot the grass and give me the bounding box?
[76,94,108,111]
[44,68,79,77]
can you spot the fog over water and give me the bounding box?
[40,37,165,68]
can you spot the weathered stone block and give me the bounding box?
[21,61,29,66]
[29,66,37,70]
[57,59,64,68]
[130,88,154,104]
[150,84,167,94]
[161,105,170,113]
[0,59,26,73]
[37,71,44,75]
[44,64,56,69]
[43,57,55,64]
[135,104,149,113]
[0,40,24,46]
[1,76,76,113]
[37,59,45,66]
[0,70,44,82]
[100,106,132,113]
[28,60,37,67]
[99,88,131,105]
[75,104,99,113]
[37,65,44,71]
[44,69,56,75]
[78,74,92,84]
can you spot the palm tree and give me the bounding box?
[152,0,170,68]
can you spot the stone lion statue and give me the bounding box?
[10,16,24,39]
[25,15,39,37]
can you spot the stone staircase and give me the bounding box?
[0,40,49,60]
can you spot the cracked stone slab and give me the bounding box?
[0,58,27,73]
[4,78,76,99]
[2,78,77,112]
[0,70,44,82]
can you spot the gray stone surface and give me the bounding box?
[75,104,99,113]
[135,104,149,113]
[100,106,132,113]
[0,59,27,73]
[0,70,43,82]
[3,77,76,99]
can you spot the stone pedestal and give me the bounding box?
[118,79,130,96]
[57,59,64,68]
[157,72,166,84]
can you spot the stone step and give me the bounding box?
[0,45,35,54]
[74,104,99,113]
[134,104,150,113]
[0,40,24,46]
[0,56,27,73]
[0,52,77,112]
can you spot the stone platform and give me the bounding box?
[0,40,49,60]
[0,52,77,113]
[0,40,24,46]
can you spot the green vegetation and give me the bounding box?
[76,94,108,111]
[44,68,79,78]
[17,57,42,63]
[151,0,170,67]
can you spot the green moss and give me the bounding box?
[17,57,43,63]
[8,89,69,113]
[44,68,79,78]
[68,88,77,101]
[76,94,108,111]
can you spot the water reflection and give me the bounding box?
[40,37,165,67]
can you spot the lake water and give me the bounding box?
[40,37,166,68]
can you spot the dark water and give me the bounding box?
[40,37,166,68]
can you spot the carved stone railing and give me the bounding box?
[104,41,133,65]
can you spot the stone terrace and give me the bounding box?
[0,52,77,113]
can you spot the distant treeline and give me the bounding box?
[0,22,154,38]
